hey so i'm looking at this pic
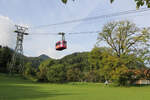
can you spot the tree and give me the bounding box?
[111,0,150,8]
[37,60,51,82]
[61,0,150,8]
[61,0,74,4]
[136,27,150,66]
[89,46,147,85]
[67,68,83,82]
[97,20,150,58]
[88,46,113,70]
[24,62,36,77]
[0,46,13,73]
[134,0,150,8]
[84,70,100,82]
[46,64,67,83]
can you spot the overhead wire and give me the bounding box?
[30,8,150,29]
[68,31,101,35]
[29,31,101,36]
[25,8,150,37]
[29,32,58,35]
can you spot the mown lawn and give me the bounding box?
[0,73,150,100]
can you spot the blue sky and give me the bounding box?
[0,0,150,59]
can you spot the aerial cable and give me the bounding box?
[68,31,101,35]
[28,31,101,36]
[29,32,58,35]
[30,8,150,29]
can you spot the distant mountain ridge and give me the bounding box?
[26,54,50,68]
[27,52,89,68]
[38,54,50,60]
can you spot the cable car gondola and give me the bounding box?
[56,32,67,51]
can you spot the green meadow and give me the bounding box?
[0,73,150,100]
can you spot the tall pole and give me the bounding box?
[9,25,29,74]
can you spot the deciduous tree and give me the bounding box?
[97,20,150,58]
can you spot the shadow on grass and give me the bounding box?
[131,84,150,87]
[0,84,75,100]
[0,74,78,100]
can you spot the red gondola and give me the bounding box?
[56,33,67,51]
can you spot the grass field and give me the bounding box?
[0,73,150,100]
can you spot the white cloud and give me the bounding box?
[0,15,16,48]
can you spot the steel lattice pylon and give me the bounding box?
[9,25,28,74]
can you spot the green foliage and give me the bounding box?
[61,52,90,71]
[46,64,67,83]
[34,43,148,85]
[61,0,75,4]
[88,46,114,70]
[25,54,50,69]
[135,0,150,8]
[110,0,114,3]
[61,0,67,4]
[24,62,33,76]
[67,68,83,82]
[88,47,102,70]
[89,46,147,86]
[24,62,36,76]
[111,0,150,8]
[97,20,150,58]
[36,59,52,82]
[0,46,13,73]
[61,0,150,8]
[84,70,101,82]
[111,65,129,86]
[36,52,90,83]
